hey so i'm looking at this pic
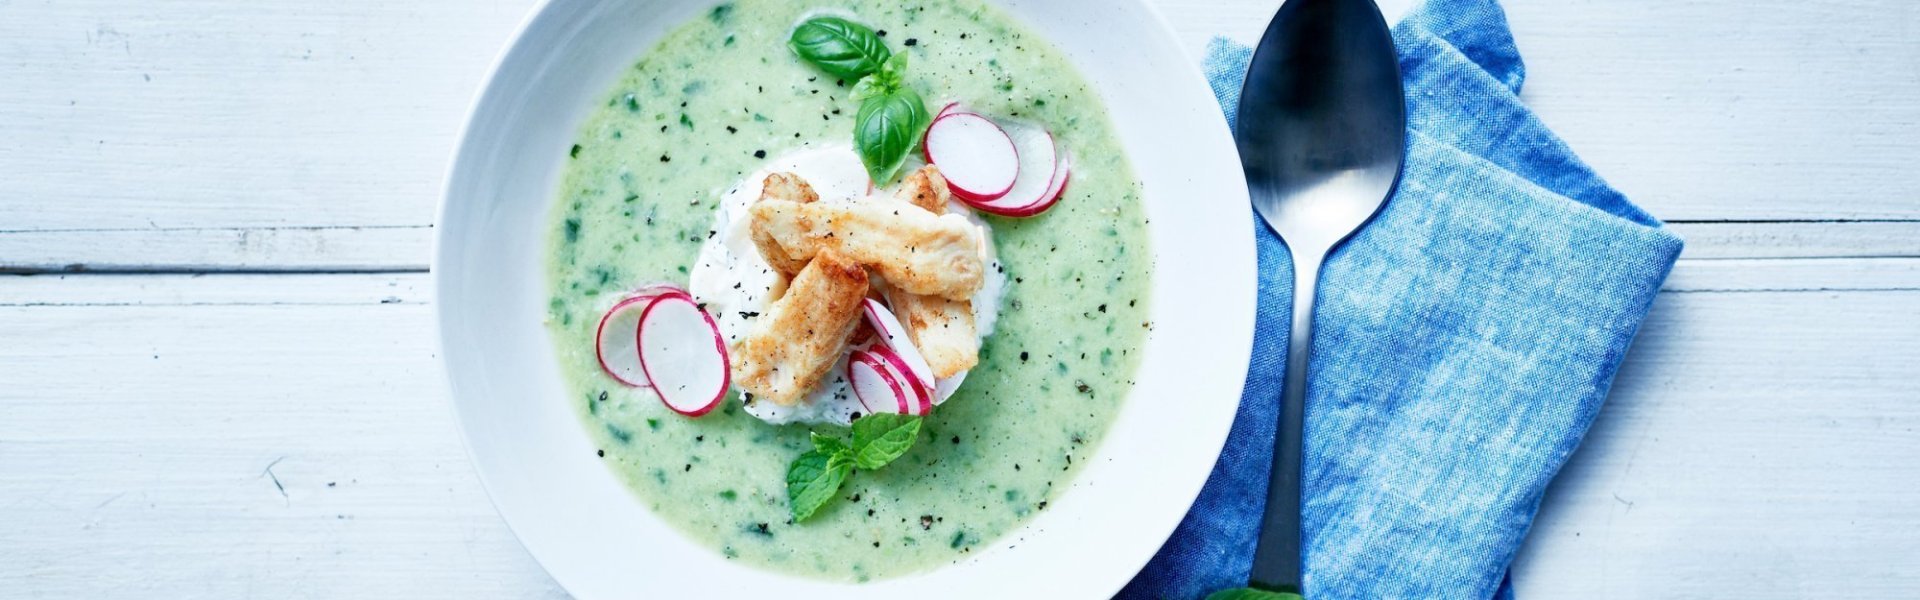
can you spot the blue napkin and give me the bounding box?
[1121,0,1684,598]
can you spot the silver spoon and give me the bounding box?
[1235,0,1405,594]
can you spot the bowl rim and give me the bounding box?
[434,0,1256,596]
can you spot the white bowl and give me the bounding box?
[436,0,1255,596]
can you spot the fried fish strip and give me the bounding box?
[730,250,869,406]
[894,165,950,214]
[881,284,979,378]
[885,166,980,378]
[749,200,984,301]
[752,172,820,278]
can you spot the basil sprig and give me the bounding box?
[786,414,923,522]
[787,17,892,82]
[850,53,931,184]
[788,17,930,185]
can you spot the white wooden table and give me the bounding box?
[3,0,1916,597]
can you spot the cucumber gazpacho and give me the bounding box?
[545,0,1151,581]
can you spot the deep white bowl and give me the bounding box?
[436,0,1255,596]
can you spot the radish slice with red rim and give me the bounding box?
[848,350,913,415]
[925,112,1020,202]
[965,120,1062,216]
[595,284,691,387]
[981,150,1072,218]
[861,299,935,388]
[935,102,960,121]
[636,293,730,417]
[868,345,933,416]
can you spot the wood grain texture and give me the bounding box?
[1513,288,1920,597]
[0,274,562,598]
[0,226,432,273]
[0,0,530,231]
[8,221,1915,274]
[2,0,1916,260]
[4,273,1915,598]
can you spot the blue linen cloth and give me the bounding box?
[1121,0,1684,598]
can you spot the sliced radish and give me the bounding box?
[595,284,691,387]
[636,294,730,417]
[848,350,913,415]
[963,120,1066,217]
[981,151,1071,218]
[868,345,933,416]
[936,102,960,121]
[861,299,935,388]
[924,112,1019,202]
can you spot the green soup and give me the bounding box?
[544,0,1152,581]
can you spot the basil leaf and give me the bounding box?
[850,76,886,103]
[854,86,931,184]
[810,431,848,455]
[851,51,910,102]
[1204,588,1305,600]
[787,17,891,81]
[850,414,921,470]
[786,449,854,522]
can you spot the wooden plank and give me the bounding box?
[3,220,1916,274]
[1502,0,1920,221]
[1661,257,1920,293]
[0,225,432,273]
[1667,221,1920,261]
[3,267,1917,596]
[4,253,1916,298]
[1,0,1915,255]
[1512,288,1920,598]
[0,273,563,598]
[0,272,431,306]
[0,0,534,231]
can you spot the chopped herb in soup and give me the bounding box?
[545,0,1151,582]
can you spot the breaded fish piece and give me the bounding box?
[753,172,820,277]
[882,285,979,378]
[731,250,869,406]
[885,166,980,378]
[749,200,984,301]
[763,172,821,204]
[894,165,950,214]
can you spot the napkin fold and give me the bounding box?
[1121,0,1684,598]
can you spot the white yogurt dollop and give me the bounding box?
[688,145,1005,426]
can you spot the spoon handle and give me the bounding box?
[1248,248,1322,594]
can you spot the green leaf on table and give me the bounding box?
[786,449,854,522]
[1205,588,1305,600]
[850,413,921,470]
[787,17,891,81]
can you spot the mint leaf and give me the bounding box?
[811,432,847,455]
[787,17,891,81]
[786,449,854,522]
[1205,588,1304,600]
[851,413,922,470]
